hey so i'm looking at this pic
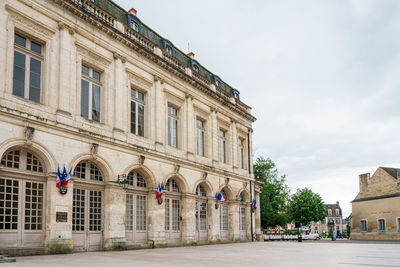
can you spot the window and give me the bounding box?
[74,161,103,182]
[193,64,200,73]
[240,207,246,231]
[196,119,205,156]
[165,179,180,193]
[219,129,226,163]
[328,209,332,216]
[166,45,173,55]
[238,138,244,169]
[168,106,178,148]
[215,79,221,87]
[136,195,146,231]
[360,220,367,232]
[13,33,43,103]
[378,219,385,232]
[335,209,340,216]
[81,65,101,122]
[127,171,147,187]
[336,218,340,224]
[130,20,139,32]
[196,185,206,197]
[1,149,44,173]
[398,218,400,232]
[130,89,145,137]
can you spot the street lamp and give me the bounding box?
[118,174,129,189]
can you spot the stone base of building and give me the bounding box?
[47,239,74,254]
[351,233,400,241]
[104,238,126,251]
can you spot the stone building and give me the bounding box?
[310,202,344,235]
[351,167,400,240]
[0,0,260,254]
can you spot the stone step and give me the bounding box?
[0,254,16,263]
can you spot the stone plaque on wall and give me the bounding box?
[56,212,68,223]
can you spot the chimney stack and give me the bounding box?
[187,52,195,59]
[129,8,137,16]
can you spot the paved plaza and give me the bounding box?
[3,241,400,267]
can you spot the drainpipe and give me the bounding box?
[248,132,254,241]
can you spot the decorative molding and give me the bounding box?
[174,164,180,174]
[7,5,56,38]
[58,22,75,35]
[24,126,35,145]
[225,177,230,185]
[76,42,112,66]
[153,75,164,84]
[113,52,126,63]
[138,155,145,165]
[127,71,153,89]
[202,171,208,180]
[90,143,99,159]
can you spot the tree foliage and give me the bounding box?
[254,157,290,228]
[287,188,326,226]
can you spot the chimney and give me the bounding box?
[336,201,339,205]
[359,173,370,193]
[187,52,195,59]
[129,8,137,16]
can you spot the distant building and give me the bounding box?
[351,167,400,240]
[311,202,344,235]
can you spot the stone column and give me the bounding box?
[113,54,127,135]
[211,110,218,163]
[207,198,219,243]
[186,95,195,158]
[45,174,73,254]
[246,204,251,240]
[147,188,166,247]
[229,202,240,241]
[255,190,263,240]
[57,23,75,118]
[181,194,196,244]
[103,183,126,250]
[154,76,165,148]
[248,129,254,176]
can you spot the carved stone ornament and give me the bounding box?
[91,143,99,158]
[203,171,208,180]
[243,181,248,189]
[174,164,180,173]
[139,155,145,165]
[225,177,230,185]
[25,126,35,141]
[58,22,75,35]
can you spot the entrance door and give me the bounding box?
[165,198,181,243]
[196,200,207,242]
[239,206,246,240]
[0,178,45,248]
[220,203,228,240]
[72,188,103,251]
[125,193,147,244]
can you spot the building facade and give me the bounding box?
[0,0,260,254]
[351,167,400,240]
[310,202,344,235]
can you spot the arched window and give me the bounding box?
[1,149,44,173]
[127,171,147,188]
[196,184,206,197]
[165,178,180,193]
[74,161,103,181]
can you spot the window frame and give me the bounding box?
[219,129,227,163]
[167,105,179,148]
[130,88,146,137]
[80,64,102,122]
[238,137,245,169]
[360,220,367,232]
[196,118,205,157]
[378,219,385,232]
[13,32,44,103]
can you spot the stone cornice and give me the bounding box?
[351,192,400,203]
[54,0,256,123]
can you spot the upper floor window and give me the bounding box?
[130,20,139,32]
[219,129,226,163]
[238,138,244,169]
[192,63,200,73]
[165,178,180,193]
[166,45,173,55]
[168,106,178,148]
[1,149,44,173]
[196,184,206,197]
[74,161,103,182]
[13,33,43,103]
[130,89,145,137]
[215,79,221,87]
[81,65,101,122]
[328,209,332,216]
[196,119,205,156]
[127,170,147,188]
[335,209,340,216]
[360,220,367,232]
[378,219,385,232]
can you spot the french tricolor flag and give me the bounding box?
[56,166,61,189]
[156,184,164,199]
[252,199,257,212]
[216,192,228,202]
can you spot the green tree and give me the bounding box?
[254,157,290,228]
[287,188,326,226]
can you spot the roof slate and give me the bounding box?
[381,167,400,179]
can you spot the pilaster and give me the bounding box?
[113,54,127,135]
[181,194,197,244]
[147,188,166,246]
[207,198,219,242]
[211,110,218,163]
[154,76,165,147]
[186,95,195,157]
[229,201,240,241]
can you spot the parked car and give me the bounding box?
[302,233,320,240]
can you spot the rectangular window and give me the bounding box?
[219,129,226,163]
[136,195,146,231]
[238,138,244,169]
[130,89,145,137]
[13,33,43,103]
[360,220,367,232]
[220,204,228,231]
[125,194,133,231]
[378,219,385,232]
[328,209,332,216]
[196,119,205,156]
[81,65,101,122]
[168,106,178,148]
[240,206,246,231]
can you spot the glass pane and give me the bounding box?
[30,41,42,55]
[138,104,144,137]
[92,85,100,122]
[29,85,40,103]
[82,65,89,76]
[81,80,89,118]
[14,34,26,47]
[13,51,26,98]
[92,70,100,81]
[137,92,144,101]
[131,89,136,98]
[130,101,136,134]
[30,58,41,75]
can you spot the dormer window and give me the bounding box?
[193,63,200,73]
[130,20,139,32]
[212,75,222,88]
[166,45,173,55]
[215,80,221,87]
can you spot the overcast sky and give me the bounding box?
[116,0,400,216]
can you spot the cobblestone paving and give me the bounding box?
[4,241,400,267]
